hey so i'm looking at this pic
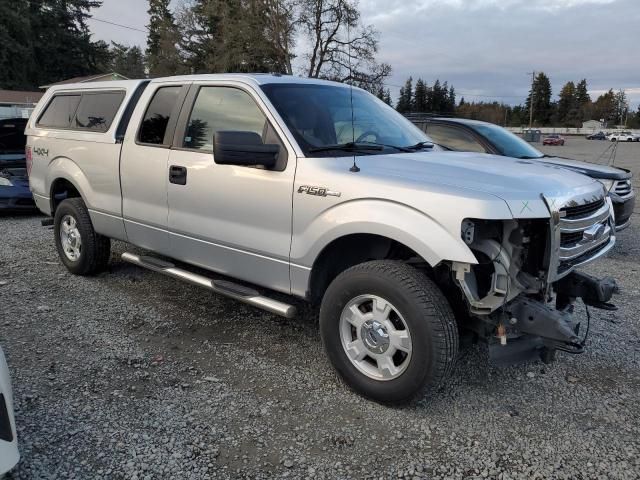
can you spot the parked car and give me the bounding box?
[27,75,618,404]
[0,345,19,475]
[414,118,635,230]
[586,131,607,140]
[607,131,636,142]
[542,134,565,146]
[0,118,36,212]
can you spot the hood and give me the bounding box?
[355,151,604,218]
[360,151,597,195]
[537,156,630,180]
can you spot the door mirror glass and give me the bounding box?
[213,131,279,168]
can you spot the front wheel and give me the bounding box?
[319,260,459,404]
[54,198,111,275]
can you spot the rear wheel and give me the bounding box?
[54,198,111,275]
[320,260,459,404]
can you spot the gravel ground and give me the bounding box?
[1,138,639,479]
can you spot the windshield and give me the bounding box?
[471,123,544,159]
[260,83,431,156]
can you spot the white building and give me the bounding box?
[0,90,43,120]
[582,119,604,131]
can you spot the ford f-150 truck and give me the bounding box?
[26,75,618,404]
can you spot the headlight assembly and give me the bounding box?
[0,177,13,187]
[599,179,615,193]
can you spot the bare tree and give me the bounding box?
[298,0,390,87]
[262,0,298,75]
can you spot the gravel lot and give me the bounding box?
[2,137,639,479]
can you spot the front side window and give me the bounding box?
[37,94,81,128]
[260,83,430,157]
[73,91,125,132]
[183,87,267,151]
[138,86,182,145]
[426,124,486,153]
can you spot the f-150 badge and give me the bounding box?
[298,185,341,197]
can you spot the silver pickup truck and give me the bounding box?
[27,74,618,404]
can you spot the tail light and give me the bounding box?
[25,146,32,176]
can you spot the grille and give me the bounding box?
[560,231,583,247]
[561,198,605,220]
[613,180,632,197]
[559,240,611,274]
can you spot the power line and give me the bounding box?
[88,16,148,34]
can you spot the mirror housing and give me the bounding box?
[213,131,279,168]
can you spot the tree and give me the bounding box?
[592,89,617,126]
[147,0,185,76]
[557,81,577,126]
[413,79,428,112]
[110,43,146,78]
[298,0,389,86]
[524,72,552,126]
[262,0,297,75]
[447,85,456,113]
[396,77,413,113]
[0,0,33,89]
[614,89,629,126]
[27,0,110,88]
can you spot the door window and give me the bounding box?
[138,86,182,145]
[183,87,267,151]
[426,124,486,153]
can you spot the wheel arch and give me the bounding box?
[47,157,92,214]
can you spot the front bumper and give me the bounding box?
[610,191,635,231]
[0,188,36,211]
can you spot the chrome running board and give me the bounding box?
[121,252,297,318]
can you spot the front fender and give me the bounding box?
[291,198,479,269]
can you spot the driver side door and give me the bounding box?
[166,83,296,294]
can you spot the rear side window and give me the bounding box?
[73,91,125,132]
[138,86,182,145]
[37,94,81,128]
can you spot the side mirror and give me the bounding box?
[213,131,279,168]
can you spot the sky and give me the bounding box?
[87,0,640,108]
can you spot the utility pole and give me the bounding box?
[527,71,535,128]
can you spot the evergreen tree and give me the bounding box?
[0,0,33,89]
[110,43,146,78]
[146,0,184,76]
[524,72,552,126]
[447,85,456,113]
[431,79,442,112]
[382,89,392,107]
[413,79,428,112]
[592,89,617,125]
[28,0,110,88]
[396,77,413,113]
[557,81,577,126]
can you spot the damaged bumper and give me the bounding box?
[490,271,618,365]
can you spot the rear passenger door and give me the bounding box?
[121,83,189,256]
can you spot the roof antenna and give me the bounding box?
[347,21,360,173]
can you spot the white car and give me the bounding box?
[0,346,19,475]
[607,131,636,142]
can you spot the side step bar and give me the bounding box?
[121,252,297,318]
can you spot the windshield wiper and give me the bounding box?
[308,142,384,153]
[403,141,435,151]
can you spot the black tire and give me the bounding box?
[319,260,459,405]
[54,197,111,275]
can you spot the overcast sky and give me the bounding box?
[87,0,640,108]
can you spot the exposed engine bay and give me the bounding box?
[442,217,618,366]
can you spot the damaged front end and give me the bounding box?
[447,193,618,366]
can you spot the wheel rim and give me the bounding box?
[59,214,82,261]
[339,294,413,381]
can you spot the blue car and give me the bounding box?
[0,118,36,212]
